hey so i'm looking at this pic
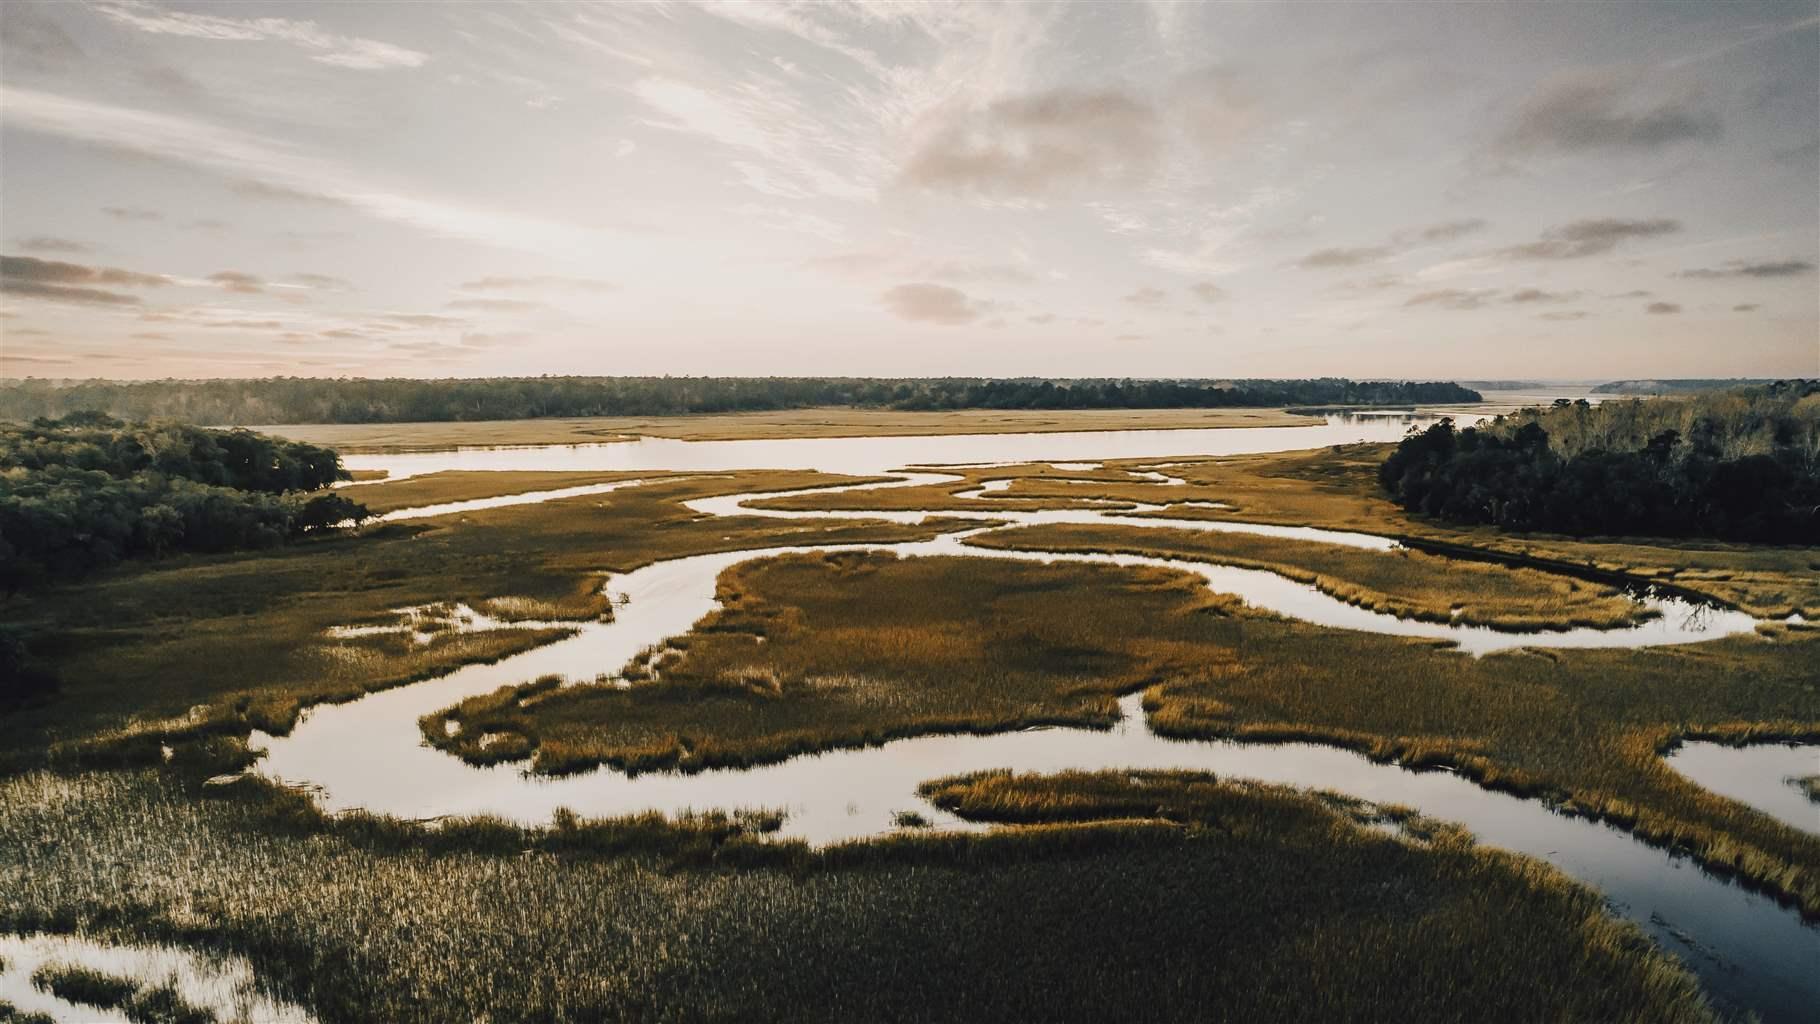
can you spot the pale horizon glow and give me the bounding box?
[1,1,1817,380]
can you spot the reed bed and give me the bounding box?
[1,471,961,764]
[968,521,1649,630]
[0,767,1717,1023]
[430,552,1220,775]
[438,548,1820,914]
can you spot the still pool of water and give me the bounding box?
[1667,741,1819,835]
[342,414,1431,482]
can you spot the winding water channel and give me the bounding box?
[247,418,1816,1021]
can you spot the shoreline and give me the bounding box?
[260,407,1336,453]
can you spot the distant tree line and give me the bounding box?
[1592,378,1785,395]
[1,413,368,595]
[1379,382,1820,543]
[0,377,1482,425]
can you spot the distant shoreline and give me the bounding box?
[262,406,1333,453]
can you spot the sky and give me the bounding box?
[1,0,1817,381]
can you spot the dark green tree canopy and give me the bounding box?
[0,415,368,594]
[1379,383,1820,544]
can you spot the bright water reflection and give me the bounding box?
[0,933,316,1024]
[1666,742,1820,835]
[342,415,1429,482]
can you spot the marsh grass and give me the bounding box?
[1121,444,1820,618]
[0,471,963,764]
[429,552,1230,775]
[967,521,1650,630]
[1796,775,1820,803]
[440,548,1820,914]
[0,767,1718,1024]
[30,962,138,1009]
[28,962,214,1024]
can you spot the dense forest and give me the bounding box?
[1,413,365,594]
[1379,381,1820,543]
[0,377,1481,425]
[2,414,368,704]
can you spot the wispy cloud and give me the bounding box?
[1,254,170,306]
[1495,69,1718,155]
[633,76,873,201]
[1404,288,1497,311]
[207,270,264,293]
[459,276,618,292]
[94,1,428,70]
[880,282,991,325]
[1496,218,1680,260]
[15,236,91,254]
[1299,246,1393,270]
[900,87,1160,199]
[2,88,593,251]
[1677,258,1815,279]
[447,298,544,312]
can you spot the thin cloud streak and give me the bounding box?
[0,87,595,252]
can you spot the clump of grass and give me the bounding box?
[0,1002,57,1024]
[891,810,930,828]
[122,982,216,1024]
[1796,775,1820,804]
[30,961,216,1024]
[30,962,139,1010]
